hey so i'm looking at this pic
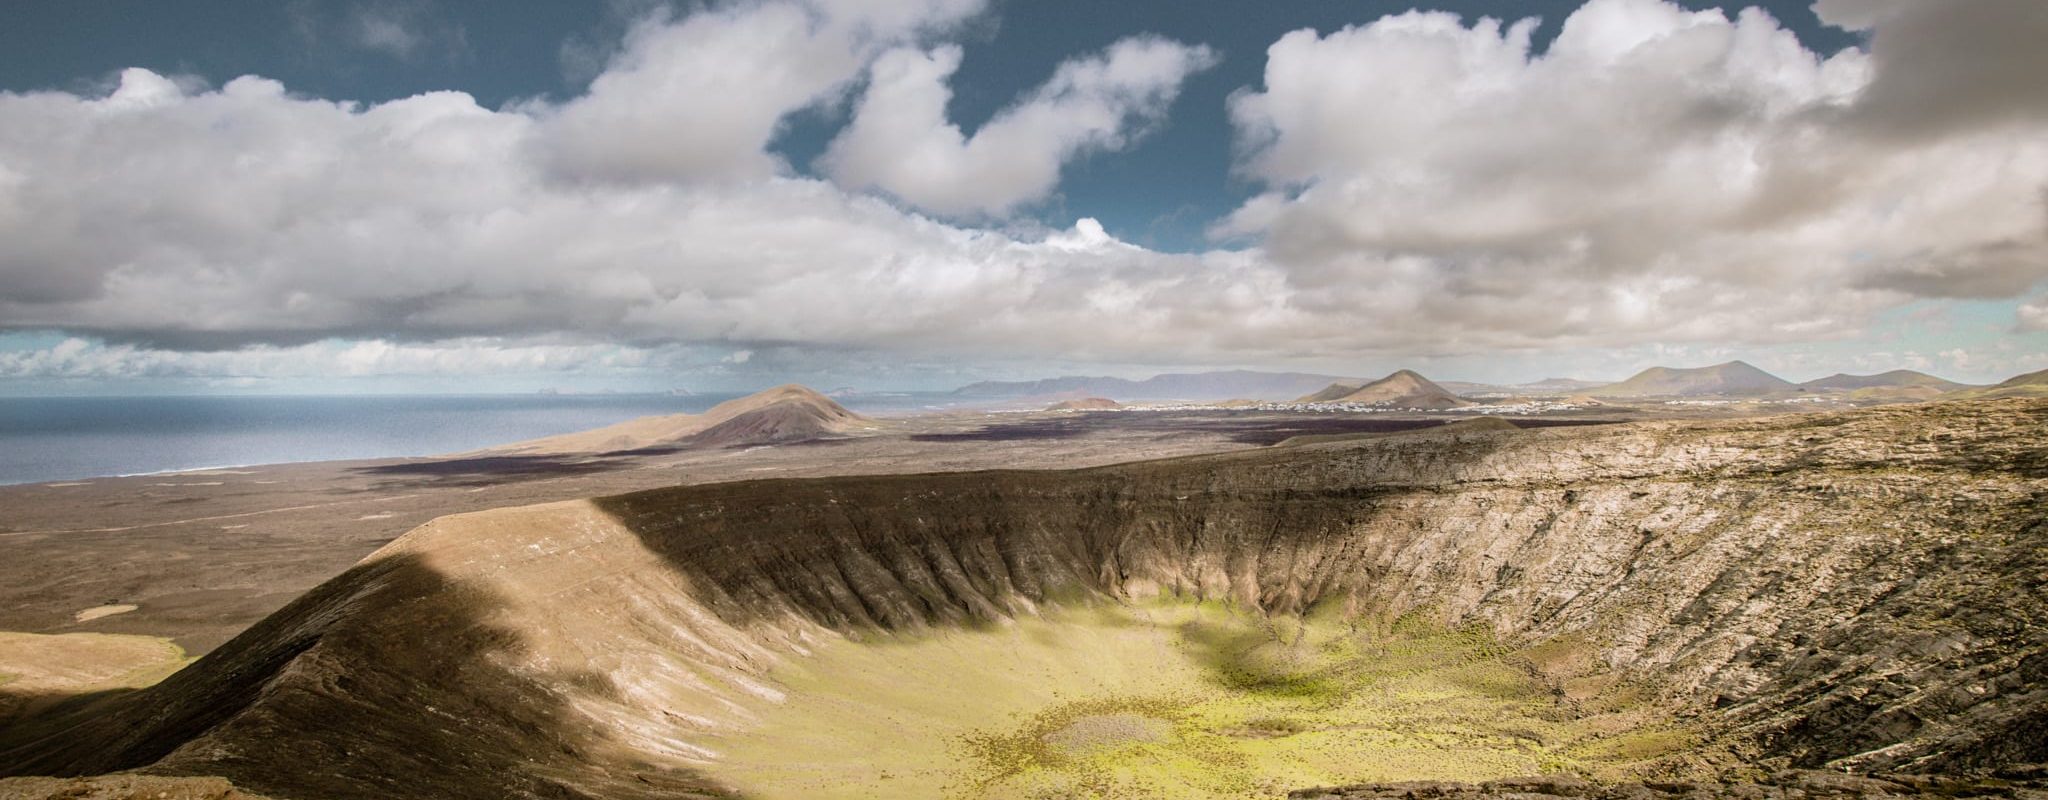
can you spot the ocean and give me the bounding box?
[0,392,954,486]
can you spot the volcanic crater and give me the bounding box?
[3,400,2044,799]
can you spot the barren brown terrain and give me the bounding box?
[0,406,1614,655]
[2,397,2042,799]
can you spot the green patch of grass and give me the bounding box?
[1569,728,1697,762]
[1179,616,1347,701]
[705,601,1704,799]
[957,694,1213,797]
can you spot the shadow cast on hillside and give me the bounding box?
[586,423,1526,638]
[0,552,740,799]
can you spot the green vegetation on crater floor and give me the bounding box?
[706,600,1702,799]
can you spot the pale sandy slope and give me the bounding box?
[490,384,871,455]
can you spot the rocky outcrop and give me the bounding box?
[0,775,273,799]
[3,400,2043,798]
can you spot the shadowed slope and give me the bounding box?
[1,545,733,799]
[3,401,2044,797]
[682,386,868,448]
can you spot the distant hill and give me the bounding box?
[1798,370,1968,392]
[1947,367,2048,400]
[1046,397,1121,411]
[1998,367,2048,387]
[1588,361,1794,398]
[684,386,868,448]
[1297,370,1472,409]
[952,370,1354,402]
[493,385,866,454]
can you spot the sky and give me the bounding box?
[0,0,2043,394]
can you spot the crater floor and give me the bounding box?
[710,602,1691,799]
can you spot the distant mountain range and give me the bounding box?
[949,363,2012,405]
[1796,370,1967,392]
[951,370,1353,401]
[455,362,2032,462]
[1579,362,1997,399]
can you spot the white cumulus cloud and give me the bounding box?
[819,35,1216,216]
[538,0,985,184]
[0,63,1297,363]
[2019,296,2048,333]
[1220,0,2048,349]
[0,0,2042,381]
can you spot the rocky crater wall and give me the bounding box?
[593,400,2047,774]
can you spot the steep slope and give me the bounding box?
[1299,370,1472,409]
[4,400,2043,799]
[494,385,866,454]
[1589,361,1795,398]
[1797,369,1967,392]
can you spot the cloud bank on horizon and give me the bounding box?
[0,0,2043,386]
